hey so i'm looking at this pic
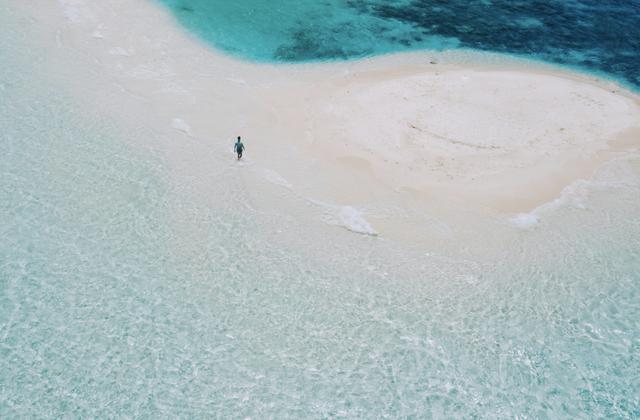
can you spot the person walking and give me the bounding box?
[234,136,245,160]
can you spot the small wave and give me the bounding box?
[307,199,378,236]
[338,206,378,236]
[108,47,135,57]
[171,118,192,136]
[510,156,640,229]
[510,180,590,229]
[58,0,83,23]
[260,169,292,189]
[510,213,540,229]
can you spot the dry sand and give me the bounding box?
[16,0,640,237]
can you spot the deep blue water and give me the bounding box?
[157,0,640,89]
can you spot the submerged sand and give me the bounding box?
[19,0,640,238]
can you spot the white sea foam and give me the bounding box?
[108,47,134,57]
[58,0,89,23]
[260,169,292,189]
[511,179,591,229]
[91,25,105,39]
[510,213,540,229]
[338,206,378,236]
[306,199,378,236]
[61,6,81,22]
[513,155,640,229]
[171,118,192,136]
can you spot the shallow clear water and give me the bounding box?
[156,0,640,89]
[2,3,640,418]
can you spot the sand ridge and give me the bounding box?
[19,0,640,236]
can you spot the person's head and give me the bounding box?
[237,136,241,141]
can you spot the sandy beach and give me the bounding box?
[20,0,640,238]
[4,1,640,417]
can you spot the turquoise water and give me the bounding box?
[2,3,640,418]
[157,0,640,89]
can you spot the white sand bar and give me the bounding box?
[300,63,640,211]
[21,0,640,225]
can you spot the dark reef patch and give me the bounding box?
[347,0,640,88]
[156,0,640,89]
[177,4,193,13]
